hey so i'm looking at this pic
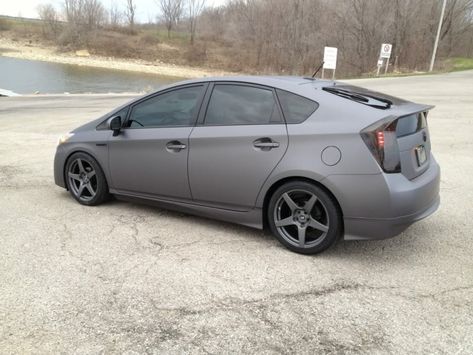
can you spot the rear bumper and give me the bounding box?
[343,194,439,240]
[324,156,441,241]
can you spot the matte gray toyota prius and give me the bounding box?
[54,76,440,254]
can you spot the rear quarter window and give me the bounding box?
[276,89,318,123]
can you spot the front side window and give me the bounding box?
[127,85,203,128]
[204,84,281,126]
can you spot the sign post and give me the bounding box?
[323,47,338,80]
[378,43,392,76]
[376,59,383,76]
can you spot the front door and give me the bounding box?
[189,83,288,210]
[109,84,206,200]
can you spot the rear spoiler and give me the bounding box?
[387,103,435,118]
[323,84,434,113]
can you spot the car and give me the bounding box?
[54,76,440,254]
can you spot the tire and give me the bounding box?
[65,152,110,206]
[267,181,342,254]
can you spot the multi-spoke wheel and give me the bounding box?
[65,152,110,206]
[268,181,342,254]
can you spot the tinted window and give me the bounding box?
[396,112,426,137]
[277,89,318,123]
[128,86,203,128]
[205,85,280,125]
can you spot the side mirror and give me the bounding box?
[110,116,122,136]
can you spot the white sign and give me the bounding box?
[380,43,392,59]
[377,59,384,66]
[323,47,338,70]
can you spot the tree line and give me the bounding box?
[35,0,473,76]
[37,0,207,46]
[199,0,473,75]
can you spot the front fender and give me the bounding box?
[54,133,111,190]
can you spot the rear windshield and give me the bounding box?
[394,112,427,137]
[322,85,408,109]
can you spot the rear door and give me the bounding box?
[188,83,288,210]
[108,84,206,199]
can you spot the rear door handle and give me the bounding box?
[254,142,280,148]
[166,141,187,151]
[253,138,280,150]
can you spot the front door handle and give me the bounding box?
[253,138,280,150]
[166,141,187,152]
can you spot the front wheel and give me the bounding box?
[65,152,110,206]
[268,181,342,254]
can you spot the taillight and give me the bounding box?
[376,131,385,149]
[361,119,401,173]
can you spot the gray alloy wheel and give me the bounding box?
[68,158,97,202]
[268,181,342,254]
[65,152,110,206]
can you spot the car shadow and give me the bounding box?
[58,190,436,261]
[103,197,275,243]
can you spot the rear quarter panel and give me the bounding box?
[255,90,386,208]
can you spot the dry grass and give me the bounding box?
[0,15,257,72]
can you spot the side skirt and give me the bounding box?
[112,191,263,230]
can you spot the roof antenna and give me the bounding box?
[311,61,324,78]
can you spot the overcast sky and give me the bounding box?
[0,0,227,22]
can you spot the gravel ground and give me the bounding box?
[0,71,472,354]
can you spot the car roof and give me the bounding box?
[171,76,335,91]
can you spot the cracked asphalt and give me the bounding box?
[1,71,472,354]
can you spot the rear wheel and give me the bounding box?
[65,152,110,206]
[268,181,342,254]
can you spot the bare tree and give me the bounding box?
[33,0,473,75]
[188,0,206,44]
[37,4,61,38]
[109,1,122,28]
[125,0,136,29]
[64,0,106,30]
[158,0,183,38]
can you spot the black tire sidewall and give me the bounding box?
[65,152,109,206]
[268,181,342,255]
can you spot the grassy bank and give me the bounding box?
[1,15,472,79]
[0,16,236,78]
[448,57,473,72]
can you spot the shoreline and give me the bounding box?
[0,38,236,79]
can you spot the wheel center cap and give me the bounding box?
[294,210,308,223]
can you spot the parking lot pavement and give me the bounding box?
[0,71,472,353]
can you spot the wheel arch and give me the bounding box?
[63,149,109,191]
[261,176,344,231]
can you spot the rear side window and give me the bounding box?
[276,89,318,123]
[204,84,281,125]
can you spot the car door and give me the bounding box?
[188,83,288,210]
[108,84,207,200]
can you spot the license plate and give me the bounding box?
[415,145,427,166]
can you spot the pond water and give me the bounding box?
[0,56,179,94]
